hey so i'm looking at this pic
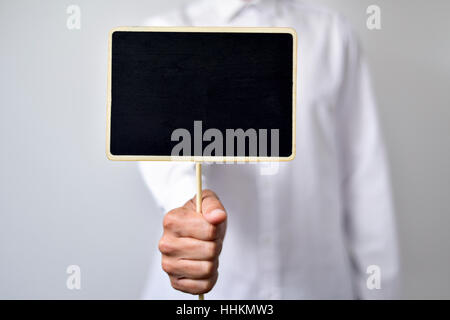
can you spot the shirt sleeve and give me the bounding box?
[334,21,401,299]
[139,162,202,213]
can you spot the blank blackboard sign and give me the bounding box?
[107,27,297,162]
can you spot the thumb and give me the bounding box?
[200,190,227,225]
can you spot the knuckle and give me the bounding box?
[161,257,174,274]
[204,189,218,199]
[163,211,177,230]
[158,238,173,255]
[186,198,196,209]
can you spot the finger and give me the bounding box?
[162,257,218,279]
[170,274,218,295]
[159,236,222,260]
[163,209,222,241]
[183,189,225,224]
[201,190,227,225]
[185,190,227,224]
[183,197,196,211]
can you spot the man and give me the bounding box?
[139,0,400,299]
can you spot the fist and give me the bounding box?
[159,190,227,295]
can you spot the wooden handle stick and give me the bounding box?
[195,162,205,301]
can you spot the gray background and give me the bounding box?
[0,0,449,299]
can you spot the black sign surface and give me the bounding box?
[107,27,297,161]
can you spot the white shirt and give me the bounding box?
[139,0,400,299]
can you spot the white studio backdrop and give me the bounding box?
[0,0,449,299]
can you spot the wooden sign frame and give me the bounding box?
[106,26,297,162]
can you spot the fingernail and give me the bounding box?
[207,209,226,218]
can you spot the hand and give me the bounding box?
[159,189,227,295]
